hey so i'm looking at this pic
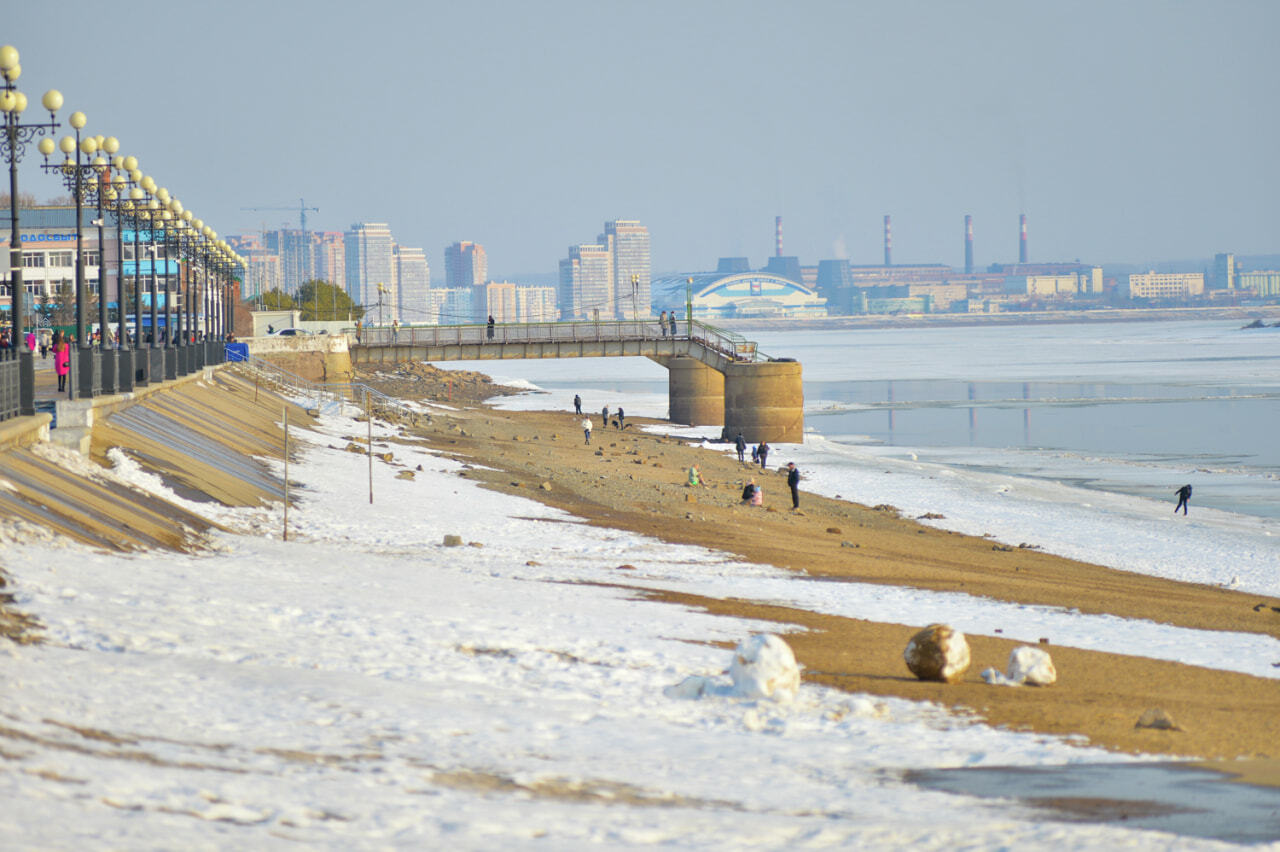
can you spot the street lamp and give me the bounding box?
[41,109,106,397]
[0,44,61,416]
[376,281,385,328]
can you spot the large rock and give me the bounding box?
[904,624,971,683]
[1008,646,1056,686]
[728,634,801,702]
[982,646,1057,687]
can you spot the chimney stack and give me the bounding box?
[1019,214,1028,264]
[964,214,974,274]
[883,215,892,266]
[775,216,783,257]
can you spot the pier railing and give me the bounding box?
[354,319,767,362]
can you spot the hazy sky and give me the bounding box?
[9,1,1279,277]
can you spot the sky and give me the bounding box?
[7,1,1279,279]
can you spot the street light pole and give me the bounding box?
[0,45,61,416]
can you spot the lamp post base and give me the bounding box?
[100,349,118,395]
[117,349,135,393]
[19,349,35,416]
[76,348,102,398]
[164,346,177,380]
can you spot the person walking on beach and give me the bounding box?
[786,462,802,510]
[574,394,582,415]
[616,407,625,429]
[54,331,70,393]
[1174,483,1192,515]
[601,405,609,428]
[735,432,747,463]
[757,441,770,469]
[582,416,593,445]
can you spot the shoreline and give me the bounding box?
[717,304,1280,333]
[398,396,1280,770]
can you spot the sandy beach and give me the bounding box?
[385,379,1280,767]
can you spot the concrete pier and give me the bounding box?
[723,360,804,443]
[666,357,725,427]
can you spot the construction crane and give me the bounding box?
[240,198,319,231]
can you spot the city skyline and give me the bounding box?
[6,2,1278,277]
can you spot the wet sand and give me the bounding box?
[404,401,1280,768]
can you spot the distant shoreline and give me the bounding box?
[719,305,1280,333]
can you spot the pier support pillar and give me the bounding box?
[723,360,804,443]
[667,356,724,426]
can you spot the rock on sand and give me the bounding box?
[904,623,971,683]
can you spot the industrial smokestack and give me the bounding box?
[1019,214,1028,264]
[883,215,892,267]
[775,216,783,257]
[964,214,974,274]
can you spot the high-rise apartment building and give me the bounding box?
[395,245,431,324]
[311,232,346,292]
[478,281,519,323]
[558,242,613,320]
[445,241,487,289]
[516,286,558,322]
[344,223,395,313]
[558,220,651,320]
[601,219,651,319]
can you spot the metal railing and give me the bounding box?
[354,319,768,362]
[228,354,421,424]
[0,348,19,421]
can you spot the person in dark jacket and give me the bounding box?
[757,441,769,469]
[786,462,801,510]
[1174,483,1192,515]
[735,432,747,463]
[574,394,582,415]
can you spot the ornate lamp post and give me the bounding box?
[41,111,104,397]
[0,45,61,417]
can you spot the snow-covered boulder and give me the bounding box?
[981,645,1057,687]
[664,634,802,703]
[903,624,970,683]
[729,634,801,702]
[1008,646,1056,686]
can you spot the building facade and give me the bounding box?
[1238,270,1280,297]
[558,242,613,320]
[344,223,395,316]
[601,220,651,319]
[394,245,431,324]
[515,286,558,322]
[1123,271,1205,300]
[650,271,826,320]
[445,241,487,289]
[1214,253,1236,290]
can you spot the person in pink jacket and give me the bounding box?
[54,331,70,392]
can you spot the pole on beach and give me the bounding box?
[283,404,290,542]
[366,387,374,504]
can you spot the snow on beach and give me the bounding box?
[0,402,1268,848]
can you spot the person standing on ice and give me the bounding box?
[582,416,593,445]
[574,394,582,415]
[757,441,770,469]
[735,432,747,463]
[1174,483,1192,515]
